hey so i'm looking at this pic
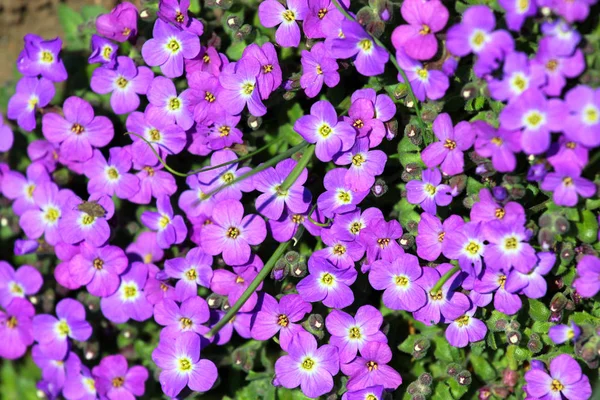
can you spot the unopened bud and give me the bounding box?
[538,213,553,228]
[462,84,478,100]
[214,0,233,9]
[400,234,414,249]
[538,227,555,251]
[394,84,409,99]
[580,342,597,363]
[554,216,570,234]
[372,179,388,197]
[407,382,421,395]
[502,368,518,387]
[386,120,398,139]
[207,293,223,309]
[550,293,568,312]
[492,186,508,201]
[506,330,521,345]
[447,363,460,376]
[418,373,433,386]
[235,24,252,41]
[549,310,563,323]
[493,319,508,332]
[508,320,520,331]
[413,338,430,352]
[457,370,472,386]
[247,115,262,130]
[492,386,510,398]
[412,350,426,360]
[226,15,242,30]
[412,395,426,400]
[308,313,324,330]
[284,251,300,264]
[449,174,467,194]
[478,387,492,400]
[271,260,288,281]
[291,260,307,277]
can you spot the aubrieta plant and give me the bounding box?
[0,0,599,398]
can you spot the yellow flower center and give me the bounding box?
[227,227,240,239]
[219,126,231,137]
[517,0,529,12]
[180,317,193,328]
[350,222,363,234]
[465,241,480,255]
[277,314,289,327]
[144,166,155,176]
[107,167,119,180]
[84,378,96,392]
[7,316,18,329]
[338,190,351,203]
[563,177,573,186]
[546,59,558,72]
[175,11,185,23]
[425,183,436,196]
[444,139,457,149]
[526,112,543,128]
[359,39,372,51]
[28,96,39,110]
[550,379,564,392]
[583,106,599,124]
[318,124,332,137]
[395,275,409,286]
[235,276,245,284]
[498,275,507,289]
[10,283,24,295]
[27,184,36,198]
[167,39,181,53]
[367,361,378,371]
[222,172,235,183]
[205,92,216,103]
[472,31,486,47]
[283,10,295,22]
[353,119,364,128]
[349,327,362,339]
[491,137,503,146]
[316,65,323,75]
[333,244,346,255]
[159,215,171,229]
[377,238,390,248]
[504,237,518,250]
[203,54,210,63]
[102,46,113,60]
[420,24,431,35]
[112,377,125,388]
[263,64,273,73]
[168,97,181,111]
[438,232,445,242]
[149,128,161,142]
[45,207,60,222]
[123,284,138,299]
[242,82,254,95]
[566,141,576,149]
[186,268,197,281]
[495,207,505,219]
[321,273,334,285]
[93,258,104,270]
[82,214,95,225]
[292,214,305,224]
[41,50,54,63]
[57,320,70,336]
[430,289,443,300]
[318,8,327,19]
[512,74,527,92]
[179,358,192,371]
[417,69,429,79]
[301,357,315,370]
[116,77,128,89]
[352,154,365,166]
[71,123,85,135]
[122,27,131,37]
[456,315,470,327]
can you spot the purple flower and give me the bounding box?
[341,342,402,391]
[17,34,67,82]
[258,0,308,47]
[547,136,589,170]
[328,207,383,243]
[446,5,514,77]
[563,85,600,148]
[1,163,50,216]
[331,20,389,76]
[540,162,596,207]
[129,158,178,205]
[300,42,340,98]
[540,0,596,23]
[474,271,522,315]
[416,213,464,262]
[206,113,244,150]
[19,182,71,245]
[127,231,165,265]
[294,100,355,162]
[317,168,370,217]
[296,255,357,308]
[524,354,592,400]
[396,49,449,101]
[483,220,537,273]
[326,305,387,363]
[88,34,118,67]
[100,262,154,323]
[157,0,204,35]
[211,267,261,312]
[0,298,35,359]
[0,115,12,153]
[63,356,97,400]
[549,322,581,344]
[211,309,254,345]
[243,42,282,100]
[343,99,387,148]
[152,332,218,397]
[185,46,229,77]
[487,51,546,102]
[391,0,448,60]
[274,331,339,398]
[197,150,254,202]
[154,296,210,339]
[303,0,347,39]
[342,386,385,400]
[574,255,600,298]
[445,307,487,348]
[32,348,79,391]
[533,37,585,97]
[188,70,225,124]
[146,76,196,130]
[96,2,138,42]
[141,195,188,249]
[42,96,114,162]
[541,20,581,56]
[90,56,153,114]
[473,121,521,172]
[351,90,395,135]
[69,242,128,297]
[142,19,200,78]
[421,113,474,176]
[314,228,365,269]
[268,207,326,242]
[498,0,537,31]
[505,251,555,299]
[33,299,92,360]
[470,188,525,226]
[406,168,453,214]
[92,355,148,399]
[164,247,213,301]
[251,293,312,350]
[178,174,217,218]
[200,199,267,266]
[443,222,486,276]
[14,239,39,256]
[359,218,404,266]
[7,77,55,131]
[254,158,312,220]
[84,148,140,199]
[58,193,114,247]
[218,57,267,117]
[0,261,43,308]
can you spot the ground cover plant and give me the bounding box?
[0,0,599,398]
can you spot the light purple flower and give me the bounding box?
[300,42,340,98]
[505,252,554,299]
[573,255,600,298]
[303,0,347,39]
[540,162,596,207]
[548,322,581,344]
[331,20,389,76]
[164,247,213,301]
[317,168,370,217]
[483,220,537,273]
[396,49,449,101]
[268,207,326,242]
[539,0,597,23]
[1,163,51,216]
[69,242,128,297]
[541,20,581,55]
[84,147,140,199]
[92,355,148,399]
[562,85,600,148]
[547,136,589,171]
[314,227,365,269]
[129,157,178,205]
[487,51,546,102]
[14,239,39,256]
[188,70,225,125]
[0,261,43,308]
[218,57,267,117]
[473,121,521,172]
[296,255,357,309]
[416,213,464,262]
[146,76,196,130]
[470,188,525,226]
[196,150,255,203]
[206,113,244,150]
[100,262,154,323]
[406,168,453,214]
[258,0,308,47]
[474,270,522,315]
[96,2,138,42]
[341,342,402,391]
[443,222,486,276]
[533,37,585,97]
[58,193,114,247]
[211,267,261,312]
[0,298,35,359]
[63,356,97,400]
[7,77,55,131]
[243,42,282,100]
[343,99,387,148]
[359,218,404,266]
[157,0,204,35]
[88,34,118,67]
[154,296,210,339]
[498,0,537,31]
[524,354,592,400]
[445,307,487,348]
[328,207,383,243]
[141,195,188,249]
[17,34,68,82]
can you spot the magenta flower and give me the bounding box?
[317,168,370,217]
[218,57,267,117]
[573,255,600,298]
[396,49,449,101]
[164,247,213,301]
[185,46,229,77]
[7,77,55,131]
[300,42,340,98]
[17,34,67,82]
[487,51,546,103]
[178,174,217,218]
[343,386,385,400]
[154,296,210,339]
[58,193,114,247]
[341,342,402,391]
[142,19,200,78]
[359,218,404,266]
[391,0,448,60]
[369,254,427,312]
[126,231,165,265]
[474,270,522,315]
[211,309,254,345]
[92,355,148,399]
[416,213,464,262]
[197,150,254,202]
[258,0,308,47]
[141,195,188,249]
[69,242,128,297]
[331,20,389,76]
[157,0,204,35]
[351,89,396,138]
[0,261,42,308]
[0,115,12,153]
[541,20,581,55]
[540,162,596,207]
[445,307,487,348]
[96,2,138,42]
[33,299,92,360]
[251,293,312,350]
[498,0,537,31]
[473,121,521,173]
[314,228,365,270]
[188,70,225,125]
[563,85,600,148]
[88,34,118,67]
[129,158,177,205]
[152,332,218,397]
[90,56,154,114]
[84,148,140,199]
[0,298,35,359]
[63,356,97,400]
[200,199,267,266]
[470,188,525,226]
[524,355,592,400]
[207,113,244,150]
[14,239,39,256]
[443,222,486,276]
[533,37,585,97]
[254,158,311,220]
[303,0,347,39]
[483,220,537,273]
[243,42,282,100]
[549,322,581,344]
[326,305,387,363]
[211,267,262,312]
[421,113,474,176]
[32,348,79,392]
[296,255,357,308]
[269,207,326,242]
[274,331,339,398]
[328,207,383,243]
[406,168,453,214]
[42,96,114,162]
[343,99,387,148]
[1,163,50,216]
[146,76,196,130]
[505,252,555,299]
[547,136,589,171]
[294,100,355,162]
[100,262,153,323]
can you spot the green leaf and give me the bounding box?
[80,5,108,20]
[226,41,247,61]
[466,177,485,196]
[431,381,453,400]
[398,335,418,354]
[433,336,460,363]
[576,210,598,244]
[448,378,469,399]
[528,298,551,322]
[57,4,85,50]
[470,353,497,381]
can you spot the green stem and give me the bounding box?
[431,265,461,294]
[279,145,315,192]
[528,199,550,214]
[506,345,518,370]
[205,240,291,338]
[331,0,426,131]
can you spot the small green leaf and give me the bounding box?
[466,177,485,196]
[528,298,551,322]
[57,4,85,50]
[576,210,598,244]
[398,335,418,354]
[470,353,497,381]
[433,336,460,363]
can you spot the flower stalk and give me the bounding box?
[430,265,461,294]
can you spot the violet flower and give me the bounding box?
[443,222,486,276]
[146,76,196,130]
[483,220,537,273]
[473,121,522,173]
[524,355,591,400]
[88,34,118,67]
[396,49,449,101]
[406,168,453,214]
[341,342,402,391]
[141,195,188,249]
[541,20,581,55]
[188,70,225,125]
[359,218,404,266]
[268,207,326,242]
[92,355,148,399]
[164,247,213,301]
[17,34,67,82]
[7,77,55,131]
[314,228,365,270]
[445,307,487,348]
[416,213,464,262]
[300,42,340,98]
[505,251,555,299]
[58,193,114,247]
[317,168,370,217]
[211,267,261,312]
[129,157,178,205]
[563,85,600,148]
[296,255,357,308]
[100,262,154,323]
[197,149,254,202]
[498,0,537,31]
[218,57,267,117]
[1,163,50,216]
[0,261,43,308]
[540,162,596,207]
[207,113,244,150]
[474,270,522,315]
[470,188,525,226]
[533,37,585,97]
[69,242,128,297]
[487,51,546,103]
[573,255,600,298]
[126,109,187,163]
[343,99,387,148]
[328,207,383,243]
[303,0,347,39]
[96,2,138,42]
[84,148,140,200]
[548,322,581,344]
[258,0,308,47]
[154,296,210,339]
[0,298,35,359]
[331,20,389,76]
[0,115,13,153]
[157,0,204,35]
[242,42,282,100]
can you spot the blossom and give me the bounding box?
[268,207,326,242]
[84,148,140,199]
[487,51,546,103]
[63,356,97,400]
[242,42,282,100]
[343,99,387,148]
[32,347,79,391]
[524,354,592,400]
[330,20,389,76]
[296,255,357,308]
[188,71,225,125]
[129,158,178,205]
[548,322,581,344]
[219,57,267,117]
[573,255,600,298]
[164,248,213,301]
[547,136,589,170]
[88,34,118,67]
[328,207,383,243]
[300,42,340,98]
[416,213,464,262]
[483,220,537,273]
[274,331,339,398]
[396,49,449,101]
[421,113,474,176]
[391,0,449,60]
[258,0,308,47]
[126,231,164,265]
[200,199,267,266]
[0,298,35,359]
[562,85,600,148]
[251,293,312,350]
[211,267,261,312]
[92,355,148,399]
[152,332,218,397]
[141,195,188,249]
[540,0,597,23]
[154,296,210,339]
[343,386,385,400]
[197,150,254,202]
[185,46,229,77]
[317,168,370,217]
[7,77,55,131]
[0,261,43,308]
[540,162,596,207]
[1,163,50,216]
[470,188,525,226]
[100,262,154,323]
[445,307,487,348]
[17,34,67,82]
[314,227,365,269]
[14,239,39,256]
[68,242,128,297]
[533,37,585,97]
[211,309,254,345]
[90,56,153,114]
[472,121,521,172]
[326,305,387,363]
[443,222,486,276]
[294,100,355,162]
[303,0,347,39]
[359,218,404,266]
[406,168,453,214]
[341,342,402,391]
[541,20,581,55]
[42,96,114,162]
[146,76,196,130]
[206,113,244,150]
[157,0,204,35]
[473,270,522,315]
[58,193,114,247]
[178,174,217,218]
[498,0,537,31]
[33,299,92,360]
[96,2,138,42]
[505,252,555,299]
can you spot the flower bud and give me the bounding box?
[502,368,518,387]
[406,220,418,234]
[283,91,297,101]
[478,387,492,400]
[214,0,233,9]
[457,370,472,386]
[527,337,543,353]
[462,83,478,100]
[492,186,508,201]
[493,319,508,332]
[308,314,324,331]
[508,320,520,331]
[271,259,288,281]
[418,373,433,386]
[407,382,421,395]
[291,260,308,277]
[538,227,555,251]
[226,15,242,30]
[366,20,386,38]
[284,251,300,264]
[412,395,427,400]
[506,330,521,345]
[372,179,388,197]
[412,350,426,360]
[538,213,553,228]
[447,363,460,376]
[394,84,409,99]
[385,120,398,139]
[449,174,467,194]
[400,234,415,249]
[550,293,568,312]
[234,24,252,41]
[492,386,510,398]
[580,342,597,363]
[527,164,547,182]
[565,300,575,311]
[207,293,223,309]
[549,310,563,323]
[554,216,570,234]
[462,194,476,209]
[509,186,526,200]
[247,115,262,130]
[413,338,430,352]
